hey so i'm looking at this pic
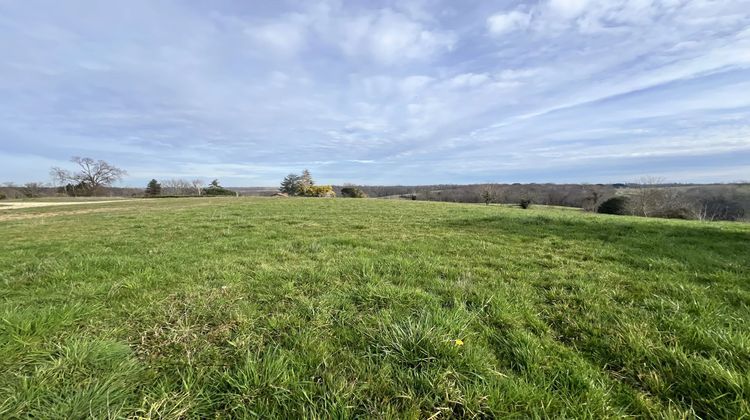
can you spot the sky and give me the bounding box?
[1,0,749,187]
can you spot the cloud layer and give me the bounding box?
[1,0,749,185]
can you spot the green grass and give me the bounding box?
[1,197,749,418]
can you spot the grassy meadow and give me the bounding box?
[1,197,749,418]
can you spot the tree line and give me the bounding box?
[339,180,747,221]
[144,178,236,197]
[1,156,745,222]
[0,157,236,199]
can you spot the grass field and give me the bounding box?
[1,198,748,418]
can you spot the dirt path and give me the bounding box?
[0,207,141,222]
[0,199,142,210]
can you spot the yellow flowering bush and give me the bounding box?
[299,185,336,197]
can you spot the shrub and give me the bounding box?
[59,182,93,197]
[300,185,335,197]
[0,193,5,200]
[597,196,629,215]
[204,179,237,196]
[519,199,532,209]
[652,207,692,220]
[341,187,367,198]
[204,187,236,196]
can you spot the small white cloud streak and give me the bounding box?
[487,10,531,35]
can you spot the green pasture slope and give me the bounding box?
[1,198,748,418]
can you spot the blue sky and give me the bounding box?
[1,0,749,186]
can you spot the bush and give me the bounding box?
[300,185,335,197]
[341,187,367,198]
[597,196,629,215]
[203,179,237,196]
[652,207,692,220]
[0,193,5,200]
[204,187,236,196]
[58,182,94,197]
[519,199,532,209]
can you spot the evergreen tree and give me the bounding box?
[299,169,314,189]
[145,179,161,197]
[279,170,317,196]
[204,179,236,196]
[280,173,302,195]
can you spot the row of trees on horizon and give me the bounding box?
[0,156,746,222]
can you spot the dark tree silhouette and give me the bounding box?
[51,157,126,195]
[145,179,162,197]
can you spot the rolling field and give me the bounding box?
[1,198,749,418]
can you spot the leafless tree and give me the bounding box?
[691,201,716,222]
[481,185,497,205]
[630,176,665,217]
[629,177,694,218]
[687,194,745,221]
[50,157,126,195]
[192,179,204,196]
[1,182,23,199]
[162,178,192,196]
[581,184,612,212]
[22,182,45,198]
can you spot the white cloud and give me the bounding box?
[547,0,590,19]
[399,75,434,96]
[335,9,454,64]
[497,68,541,80]
[246,20,307,56]
[487,10,531,35]
[358,75,397,98]
[241,6,455,65]
[447,72,490,88]
[498,0,747,35]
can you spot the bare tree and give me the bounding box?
[162,178,192,196]
[22,182,45,198]
[1,182,23,199]
[50,157,126,195]
[688,195,745,222]
[481,186,495,205]
[692,201,716,222]
[191,179,204,196]
[630,176,665,217]
[581,184,610,212]
[629,177,693,219]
